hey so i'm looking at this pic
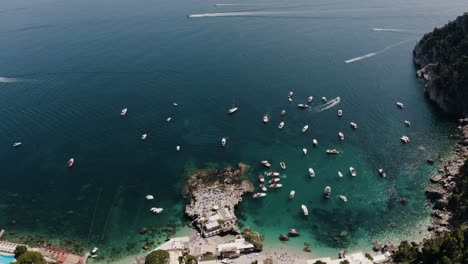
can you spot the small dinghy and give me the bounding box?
[338,109,343,117]
[378,169,387,178]
[281,110,286,116]
[338,132,344,140]
[303,148,308,155]
[302,125,309,133]
[253,193,267,198]
[150,207,163,214]
[280,162,286,170]
[288,97,293,102]
[307,96,313,103]
[326,149,339,154]
[221,137,227,147]
[166,117,172,122]
[261,160,271,167]
[309,168,315,177]
[322,96,327,102]
[338,171,343,177]
[13,142,22,147]
[228,107,238,114]
[278,121,285,129]
[259,184,267,192]
[121,108,127,116]
[263,114,269,123]
[349,167,357,176]
[91,247,98,254]
[145,195,154,200]
[324,186,331,199]
[350,122,358,129]
[259,175,265,182]
[289,190,295,199]
[288,91,294,98]
[68,158,74,167]
[268,178,280,183]
[141,134,148,140]
[339,195,348,202]
[401,136,410,144]
[396,102,404,108]
[301,204,308,216]
[173,102,178,106]
[312,139,318,147]
[404,120,411,126]
[176,146,181,151]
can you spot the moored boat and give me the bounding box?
[266,171,280,177]
[326,149,339,154]
[141,134,148,140]
[312,139,318,147]
[68,158,74,167]
[166,117,172,122]
[339,195,348,202]
[303,148,308,155]
[259,184,267,192]
[121,108,128,116]
[302,125,309,133]
[289,190,295,199]
[150,207,163,214]
[268,178,280,183]
[176,145,181,151]
[404,120,411,126]
[263,114,269,123]
[349,167,356,176]
[350,122,358,129]
[173,102,178,106]
[269,183,283,188]
[13,142,22,147]
[261,160,272,167]
[307,96,313,103]
[288,97,293,102]
[259,175,265,182]
[309,168,315,177]
[396,102,404,108]
[338,132,344,140]
[278,121,285,129]
[297,104,309,109]
[253,192,267,198]
[401,136,410,144]
[301,204,308,216]
[338,109,343,117]
[322,96,327,102]
[281,110,286,116]
[324,186,331,199]
[280,162,286,170]
[91,247,98,254]
[221,137,227,147]
[338,171,343,177]
[288,91,294,98]
[145,195,154,200]
[378,169,387,178]
[228,107,238,114]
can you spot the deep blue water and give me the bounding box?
[0,0,466,261]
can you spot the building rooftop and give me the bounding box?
[216,238,254,253]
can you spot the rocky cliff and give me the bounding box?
[413,13,468,116]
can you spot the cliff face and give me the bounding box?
[413,13,468,116]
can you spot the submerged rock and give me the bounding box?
[372,240,382,252]
[303,246,311,252]
[139,227,148,235]
[279,234,289,241]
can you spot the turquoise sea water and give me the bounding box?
[0,0,466,262]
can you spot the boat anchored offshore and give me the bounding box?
[379,169,387,178]
[278,121,285,129]
[259,184,267,192]
[141,134,148,140]
[326,149,339,154]
[339,195,348,202]
[121,108,128,116]
[280,162,286,170]
[324,186,331,199]
[350,122,358,129]
[253,193,267,198]
[91,247,98,254]
[13,142,22,147]
[259,175,265,182]
[349,167,357,176]
[322,96,327,102]
[338,109,343,117]
[309,168,315,177]
[281,110,286,116]
[266,171,280,177]
[338,132,344,140]
[261,160,272,167]
[176,146,181,151]
[289,190,295,199]
[145,195,154,200]
[269,183,283,188]
[166,117,172,122]
[401,136,410,144]
[150,207,163,214]
[268,178,280,183]
[221,137,227,147]
[303,148,308,155]
[302,125,309,133]
[301,204,309,216]
[396,102,404,108]
[312,139,318,147]
[307,96,313,103]
[68,158,74,167]
[288,91,294,98]
[263,114,269,123]
[228,107,238,114]
[338,171,343,177]
[297,103,309,109]
[404,120,411,126]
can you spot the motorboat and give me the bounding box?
[338,132,344,140]
[324,186,331,199]
[378,169,387,178]
[91,247,98,254]
[173,102,178,106]
[280,162,286,170]
[253,193,267,198]
[176,146,181,151]
[301,204,308,216]
[349,167,356,176]
[288,91,294,98]
[259,175,265,182]
[269,183,283,188]
[307,96,313,103]
[302,125,309,133]
[166,117,172,122]
[303,148,308,155]
[268,178,280,183]
[141,134,147,140]
[297,104,309,109]
[91,255,98,258]
[338,171,343,177]
[150,207,164,214]
[401,136,410,144]
[281,110,286,116]
[13,142,22,147]
[322,96,327,102]
[121,108,127,116]
[221,137,227,147]
[396,102,404,108]
[350,122,358,129]
[288,97,293,102]
[404,120,411,126]
[266,171,280,177]
[289,190,295,199]
[228,107,238,114]
[278,121,285,129]
[259,184,267,192]
[263,114,269,123]
[145,195,154,200]
[68,158,74,167]
[338,109,343,117]
[261,160,272,167]
[312,139,318,147]
[339,195,348,202]
[326,149,339,154]
[309,168,315,177]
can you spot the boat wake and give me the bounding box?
[314,97,341,112]
[371,28,408,32]
[188,11,287,18]
[345,38,416,64]
[0,77,16,83]
[214,4,241,6]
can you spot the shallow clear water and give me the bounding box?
[0,0,465,261]
[0,254,14,264]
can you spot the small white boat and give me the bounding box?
[261,160,272,167]
[176,146,181,151]
[303,148,308,155]
[339,195,348,202]
[91,255,98,258]
[297,103,309,109]
[289,190,295,199]
[337,109,343,117]
[266,171,280,177]
[326,149,339,154]
[350,122,358,129]
[166,117,172,122]
[278,121,285,129]
[13,142,22,147]
[145,195,154,200]
[338,132,344,140]
[401,136,410,144]
[301,204,309,216]
[141,134,147,140]
[396,102,404,108]
[269,183,282,188]
[68,158,74,167]
[324,186,331,199]
[312,139,318,147]
[309,168,315,177]
[322,96,327,102]
[302,125,309,133]
[280,162,286,170]
[307,96,313,103]
[91,247,98,254]
[259,175,265,182]
[259,184,267,192]
[150,207,164,214]
[379,169,387,178]
[338,171,343,177]
[173,102,178,106]
[288,91,294,97]
[263,114,269,123]
[228,107,238,114]
[121,108,128,116]
[253,193,267,198]
[221,137,227,147]
[349,167,356,177]
[288,97,293,102]
[404,120,411,126]
[281,110,286,116]
[268,178,280,183]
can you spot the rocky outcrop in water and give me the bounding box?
[413,13,468,116]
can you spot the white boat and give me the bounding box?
[13,142,22,147]
[349,167,356,177]
[339,195,348,202]
[326,149,339,154]
[259,175,265,182]
[141,134,147,140]
[261,160,272,167]
[259,184,267,192]
[307,96,313,103]
[266,171,280,177]
[324,186,331,199]
[288,91,294,98]
[166,117,172,122]
[221,137,227,147]
[289,190,295,199]
[401,136,410,144]
[302,125,309,133]
[145,195,154,200]
[281,110,286,116]
[121,108,127,116]
[338,171,343,177]
[68,158,74,167]
[280,162,286,170]
[288,97,293,102]
[91,255,98,258]
[150,207,164,214]
[322,96,327,102]
[253,193,267,198]
[176,146,181,151]
[338,109,343,117]
[173,102,178,106]
[269,183,282,188]
[404,120,411,126]
[228,107,238,114]
[301,204,308,216]
[396,102,404,108]
[312,139,318,147]
[379,169,387,178]
[263,114,269,123]
[268,178,280,183]
[338,132,344,140]
[278,121,285,129]
[350,122,358,129]
[91,247,98,254]
[297,104,309,109]
[309,168,315,177]
[303,148,308,155]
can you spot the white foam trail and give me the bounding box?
[371,28,407,32]
[345,38,416,64]
[188,11,286,18]
[0,77,16,83]
[314,97,341,112]
[214,4,240,6]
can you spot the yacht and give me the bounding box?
[289,190,295,199]
[326,149,339,154]
[350,122,358,129]
[176,146,181,151]
[121,108,128,116]
[338,171,343,177]
[401,136,410,144]
[301,204,309,216]
[338,132,344,140]
[349,167,356,176]
[307,96,313,103]
[141,134,147,140]
[228,107,238,114]
[324,186,331,199]
[278,121,285,129]
[280,162,286,170]
[269,183,283,188]
[268,178,280,183]
[281,110,286,116]
[322,96,327,102]
[263,114,269,123]
[378,169,387,178]
[302,125,309,133]
[338,109,343,117]
[166,117,172,122]
[259,184,267,192]
[312,139,318,147]
[253,193,267,198]
[67,158,74,167]
[309,168,315,177]
[261,160,272,167]
[13,142,22,147]
[339,195,348,202]
[396,102,404,108]
[259,175,265,182]
[266,171,280,177]
[150,207,163,214]
[145,195,154,200]
[297,104,309,109]
[288,91,294,98]
[221,137,227,147]
[303,148,308,155]
[404,120,411,126]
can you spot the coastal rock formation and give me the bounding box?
[372,240,382,252]
[279,234,289,241]
[241,228,263,251]
[413,13,468,116]
[287,229,300,237]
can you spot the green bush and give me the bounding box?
[146,250,170,264]
[364,253,373,261]
[14,245,27,258]
[313,261,327,264]
[339,260,350,264]
[16,251,47,264]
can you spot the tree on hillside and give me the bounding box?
[16,251,47,264]
[14,245,27,258]
[145,250,170,264]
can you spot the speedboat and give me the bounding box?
[312,139,318,147]
[259,175,265,182]
[145,195,154,200]
[349,167,356,176]
[281,110,286,116]
[303,148,308,155]
[307,96,313,103]
[261,160,272,167]
[150,207,163,214]
[350,122,358,129]
[121,108,128,116]
[91,247,98,254]
[401,136,410,144]
[268,178,280,183]
[322,96,327,102]
[339,195,348,202]
[326,149,339,154]
[338,171,343,177]
[297,104,309,109]
[396,102,404,108]
[176,145,181,151]
[263,114,269,123]
[289,190,295,199]
[141,134,147,140]
[301,204,308,216]
[280,162,286,170]
[404,120,411,126]
[278,121,285,129]
[269,183,283,188]
[378,169,387,178]
[221,137,227,147]
[253,193,267,198]
[338,109,343,117]
[309,168,315,177]
[228,107,238,114]
[259,184,267,192]
[166,117,172,122]
[324,186,331,199]
[266,171,280,177]
[302,125,309,133]
[338,132,344,140]
[13,142,22,147]
[68,158,74,167]
[288,91,294,98]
